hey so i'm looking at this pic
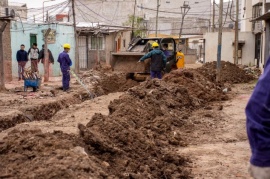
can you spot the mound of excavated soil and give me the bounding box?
[79,71,139,96]
[0,130,108,178]
[78,72,226,178]
[163,69,228,103]
[196,61,255,84]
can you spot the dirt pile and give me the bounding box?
[77,71,227,178]
[79,71,139,96]
[0,130,108,178]
[163,69,228,103]
[79,80,194,178]
[196,61,255,83]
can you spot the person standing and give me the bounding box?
[28,43,39,72]
[57,43,72,91]
[139,42,166,79]
[16,44,28,81]
[246,56,270,179]
[39,44,54,76]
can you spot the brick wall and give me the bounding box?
[0,20,12,81]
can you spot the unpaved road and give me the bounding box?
[179,83,253,178]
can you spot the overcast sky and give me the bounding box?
[9,0,67,8]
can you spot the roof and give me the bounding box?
[148,33,179,39]
[76,22,132,34]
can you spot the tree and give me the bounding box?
[123,15,146,38]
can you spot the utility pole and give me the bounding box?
[0,21,7,90]
[44,28,51,82]
[179,1,190,40]
[212,0,215,32]
[131,0,137,39]
[234,0,239,64]
[155,0,160,37]
[217,0,223,82]
[72,0,79,73]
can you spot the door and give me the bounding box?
[30,34,37,47]
[78,36,87,69]
[255,33,261,68]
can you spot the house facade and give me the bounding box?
[10,21,75,78]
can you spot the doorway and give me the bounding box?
[30,34,37,47]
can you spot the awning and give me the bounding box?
[250,12,270,21]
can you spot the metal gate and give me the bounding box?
[78,36,87,69]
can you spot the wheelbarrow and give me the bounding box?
[24,78,41,92]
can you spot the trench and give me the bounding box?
[0,91,91,132]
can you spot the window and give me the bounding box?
[90,36,104,50]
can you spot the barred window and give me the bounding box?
[90,36,104,50]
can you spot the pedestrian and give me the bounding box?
[28,43,39,72]
[138,42,166,79]
[38,44,54,65]
[246,56,270,179]
[16,44,28,81]
[57,43,72,91]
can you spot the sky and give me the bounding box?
[9,0,67,8]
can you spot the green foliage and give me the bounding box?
[123,15,146,37]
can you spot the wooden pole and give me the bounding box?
[212,0,215,32]
[217,0,223,82]
[234,0,239,64]
[72,0,79,73]
[0,21,7,90]
[44,28,51,82]
[155,0,159,37]
[131,0,137,39]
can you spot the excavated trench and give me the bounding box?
[0,91,90,132]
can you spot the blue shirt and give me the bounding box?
[16,50,28,62]
[57,51,72,70]
[140,49,166,65]
[246,56,270,167]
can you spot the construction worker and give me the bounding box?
[57,43,72,91]
[139,42,166,79]
[246,55,270,178]
[176,49,185,68]
[28,43,39,72]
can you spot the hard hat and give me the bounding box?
[63,43,71,49]
[152,42,159,48]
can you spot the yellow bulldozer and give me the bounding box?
[111,37,184,81]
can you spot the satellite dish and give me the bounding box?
[10,9,15,18]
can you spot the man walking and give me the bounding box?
[28,43,39,72]
[57,43,72,91]
[246,56,270,178]
[139,42,166,79]
[16,44,28,80]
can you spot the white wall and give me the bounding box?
[204,32,255,66]
[241,0,253,32]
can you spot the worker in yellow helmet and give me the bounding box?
[138,42,167,79]
[57,43,72,91]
